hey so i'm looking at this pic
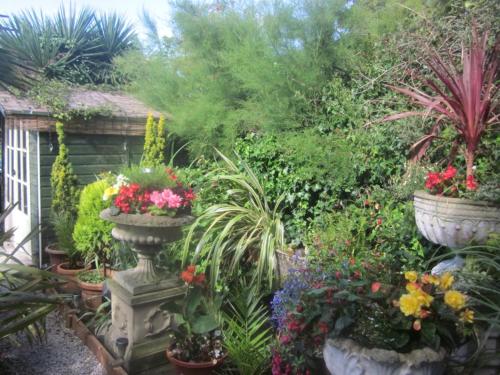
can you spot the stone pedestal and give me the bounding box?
[100,209,194,374]
[105,276,186,374]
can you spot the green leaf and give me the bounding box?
[192,314,219,334]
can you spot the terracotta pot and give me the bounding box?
[166,351,225,375]
[324,338,446,375]
[45,244,68,272]
[77,277,104,311]
[56,262,89,294]
[414,190,500,248]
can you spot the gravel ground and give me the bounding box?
[0,312,103,375]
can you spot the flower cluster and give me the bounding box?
[425,165,478,196]
[272,262,475,375]
[398,271,474,331]
[180,264,206,285]
[103,167,196,216]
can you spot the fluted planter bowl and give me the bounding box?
[324,339,446,375]
[414,191,500,249]
[100,209,194,292]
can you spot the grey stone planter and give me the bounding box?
[101,209,194,294]
[100,208,194,374]
[323,338,446,375]
[414,190,500,248]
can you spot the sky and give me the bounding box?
[0,0,173,37]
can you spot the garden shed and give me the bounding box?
[0,89,161,266]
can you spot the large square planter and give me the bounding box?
[413,190,500,248]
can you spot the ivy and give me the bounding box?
[27,80,113,121]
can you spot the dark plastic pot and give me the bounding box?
[166,350,225,375]
[45,244,68,272]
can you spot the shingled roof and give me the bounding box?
[0,89,161,119]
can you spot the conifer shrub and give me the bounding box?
[50,121,79,253]
[141,114,167,167]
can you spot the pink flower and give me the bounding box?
[150,189,183,209]
[162,189,182,208]
[442,165,457,180]
[150,190,167,209]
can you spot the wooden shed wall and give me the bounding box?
[39,132,144,245]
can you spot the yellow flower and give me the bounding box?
[413,289,434,308]
[404,271,418,283]
[103,186,118,201]
[444,290,466,310]
[421,274,440,286]
[440,272,454,290]
[399,293,421,317]
[460,309,474,323]
[406,282,421,293]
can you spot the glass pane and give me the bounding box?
[17,150,21,181]
[23,185,28,214]
[17,181,21,210]
[9,128,12,146]
[22,131,27,150]
[10,149,14,175]
[22,152,27,183]
[16,129,20,149]
[6,177,9,204]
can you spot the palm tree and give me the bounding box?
[0,5,137,85]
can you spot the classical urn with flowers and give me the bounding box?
[101,166,195,294]
[414,165,499,249]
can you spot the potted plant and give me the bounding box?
[100,165,195,290]
[165,264,225,375]
[385,27,499,248]
[72,178,116,308]
[272,259,475,375]
[414,165,499,248]
[46,121,81,272]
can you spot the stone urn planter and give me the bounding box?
[45,244,68,272]
[414,190,500,248]
[166,350,225,375]
[100,209,194,294]
[276,249,307,280]
[323,338,446,375]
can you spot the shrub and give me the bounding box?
[73,179,114,264]
[50,121,79,252]
[141,114,167,167]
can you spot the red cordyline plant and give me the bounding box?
[385,26,499,179]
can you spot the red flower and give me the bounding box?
[186,264,196,273]
[466,175,478,190]
[376,218,382,226]
[353,270,361,279]
[335,271,342,280]
[442,165,457,180]
[279,335,291,345]
[287,319,301,332]
[181,271,194,284]
[425,172,442,189]
[371,282,381,293]
[318,321,329,334]
[193,273,206,285]
[184,188,196,202]
[296,304,304,313]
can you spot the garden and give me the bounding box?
[0,1,498,374]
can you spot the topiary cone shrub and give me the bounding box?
[49,121,80,265]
